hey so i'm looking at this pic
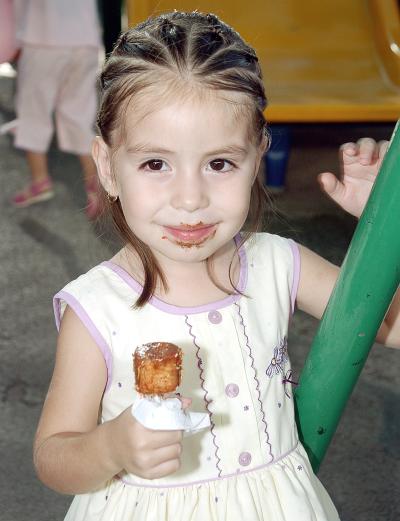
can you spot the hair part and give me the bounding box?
[97,11,271,307]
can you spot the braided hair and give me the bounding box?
[97,12,271,306]
[98,12,267,143]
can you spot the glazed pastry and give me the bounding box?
[133,342,182,395]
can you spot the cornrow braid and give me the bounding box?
[157,17,188,67]
[97,11,271,307]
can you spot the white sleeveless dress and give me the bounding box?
[53,233,340,521]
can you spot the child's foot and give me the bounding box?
[12,177,54,207]
[85,177,103,220]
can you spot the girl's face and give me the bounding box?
[96,92,264,271]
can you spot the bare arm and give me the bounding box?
[34,307,183,495]
[33,306,117,493]
[296,244,400,349]
[295,136,400,349]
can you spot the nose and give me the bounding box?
[170,170,209,212]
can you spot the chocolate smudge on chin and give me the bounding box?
[176,229,216,248]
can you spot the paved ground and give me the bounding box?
[0,71,399,520]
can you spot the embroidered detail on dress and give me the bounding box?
[266,338,297,397]
[235,302,274,462]
[266,337,289,377]
[185,315,222,477]
[282,369,298,398]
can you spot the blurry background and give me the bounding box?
[0,1,399,520]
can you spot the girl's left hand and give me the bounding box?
[318,138,389,218]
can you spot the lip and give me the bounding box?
[163,223,217,244]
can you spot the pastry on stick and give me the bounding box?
[134,342,182,396]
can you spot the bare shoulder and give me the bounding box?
[34,306,108,448]
[296,243,340,320]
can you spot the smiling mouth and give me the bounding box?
[163,222,217,247]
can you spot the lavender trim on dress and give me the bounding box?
[53,290,113,391]
[100,234,248,316]
[288,239,301,315]
[235,302,274,462]
[184,315,222,477]
[120,442,299,488]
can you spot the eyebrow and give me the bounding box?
[126,143,249,156]
[126,144,172,155]
[206,145,249,156]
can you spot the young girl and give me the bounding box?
[33,11,400,521]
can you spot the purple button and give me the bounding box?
[239,452,252,466]
[208,310,222,324]
[225,383,239,398]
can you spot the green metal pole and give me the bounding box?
[294,121,400,473]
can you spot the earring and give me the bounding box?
[106,193,118,203]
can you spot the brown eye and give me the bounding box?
[209,159,234,172]
[147,160,164,170]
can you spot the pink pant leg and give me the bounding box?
[55,47,99,155]
[14,46,66,153]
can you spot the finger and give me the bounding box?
[340,142,358,165]
[357,137,378,165]
[177,396,192,410]
[317,172,343,197]
[145,428,183,449]
[318,172,345,203]
[377,140,389,160]
[146,457,181,479]
[148,441,182,468]
[340,142,358,157]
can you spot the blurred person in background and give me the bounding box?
[11,0,103,219]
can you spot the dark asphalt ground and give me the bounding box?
[0,70,399,521]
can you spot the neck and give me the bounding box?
[114,239,241,306]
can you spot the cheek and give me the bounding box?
[118,178,155,210]
[224,178,252,213]
[118,184,147,222]
[236,182,253,221]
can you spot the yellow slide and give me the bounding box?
[127,0,400,122]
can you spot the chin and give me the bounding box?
[159,240,216,262]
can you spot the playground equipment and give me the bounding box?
[294,120,400,472]
[127,0,400,122]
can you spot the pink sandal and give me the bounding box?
[12,177,54,208]
[85,177,103,220]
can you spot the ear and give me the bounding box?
[92,137,118,197]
